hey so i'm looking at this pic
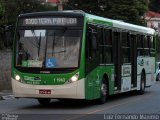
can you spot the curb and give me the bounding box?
[0,90,13,100]
[0,95,14,100]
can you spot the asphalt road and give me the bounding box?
[0,82,160,120]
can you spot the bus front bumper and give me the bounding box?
[11,78,85,99]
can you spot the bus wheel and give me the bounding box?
[97,80,107,104]
[37,98,51,105]
[156,73,160,81]
[137,72,145,95]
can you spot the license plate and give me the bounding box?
[39,90,51,94]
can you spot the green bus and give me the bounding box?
[12,11,156,105]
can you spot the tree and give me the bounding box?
[66,0,106,15]
[4,0,56,25]
[67,0,149,25]
[0,0,6,49]
[149,0,160,13]
[0,0,56,49]
[105,0,149,25]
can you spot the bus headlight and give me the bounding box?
[66,73,79,84]
[15,75,21,81]
[70,75,78,82]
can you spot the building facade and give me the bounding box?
[144,11,160,35]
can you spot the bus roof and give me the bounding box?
[85,13,155,35]
[18,10,155,35]
[18,11,84,18]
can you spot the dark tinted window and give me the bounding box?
[122,32,130,63]
[100,28,113,64]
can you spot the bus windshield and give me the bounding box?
[15,28,82,68]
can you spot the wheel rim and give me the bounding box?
[141,80,145,90]
[101,83,107,96]
[158,74,160,81]
[141,73,145,90]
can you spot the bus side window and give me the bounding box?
[150,36,155,49]
[86,25,97,60]
[102,29,112,64]
[85,24,99,74]
[86,31,91,59]
[149,35,156,57]
[121,32,130,63]
[91,34,97,58]
[143,35,150,56]
[137,34,143,56]
[92,34,97,50]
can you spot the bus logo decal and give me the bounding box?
[46,58,56,68]
[138,59,144,66]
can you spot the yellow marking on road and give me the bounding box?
[65,94,153,120]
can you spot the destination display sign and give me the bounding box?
[20,18,79,26]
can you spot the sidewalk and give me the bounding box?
[0,89,14,100]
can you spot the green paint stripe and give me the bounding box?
[88,19,113,26]
[100,64,114,66]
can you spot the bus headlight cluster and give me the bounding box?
[66,73,79,84]
[15,75,21,81]
[70,75,78,82]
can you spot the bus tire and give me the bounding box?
[137,72,145,95]
[156,73,160,81]
[97,79,107,104]
[37,98,51,105]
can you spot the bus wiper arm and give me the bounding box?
[44,31,48,67]
[52,32,55,56]
[31,30,39,47]
[53,50,66,54]
[38,33,41,57]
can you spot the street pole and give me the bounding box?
[58,0,63,11]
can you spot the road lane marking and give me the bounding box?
[65,94,153,120]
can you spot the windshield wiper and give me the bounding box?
[44,31,48,67]
[38,33,41,57]
[52,32,55,56]
[52,50,66,54]
[31,30,39,47]
[51,32,66,55]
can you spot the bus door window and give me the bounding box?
[113,31,121,90]
[86,25,98,60]
[85,24,98,74]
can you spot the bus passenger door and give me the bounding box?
[131,35,137,87]
[85,24,100,100]
[112,32,121,91]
